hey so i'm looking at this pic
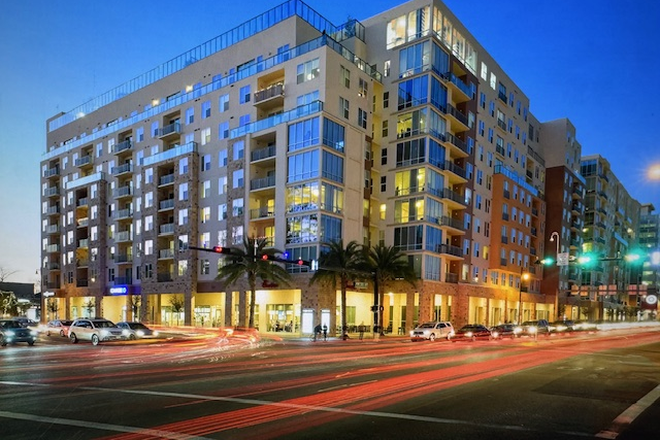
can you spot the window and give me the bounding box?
[232,198,244,217]
[202,101,211,118]
[340,65,351,88]
[239,114,250,127]
[322,118,345,151]
[322,151,343,183]
[382,120,389,138]
[202,155,211,171]
[201,127,211,145]
[383,91,389,108]
[219,149,227,166]
[297,58,319,84]
[201,207,211,223]
[201,180,211,198]
[490,72,496,90]
[179,183,188,201]
[288,117,320,151]
[358,108,367,129]
[179,157,188,175]
[339,97,350,119]
[239,85,250,104]
[185,107,194,124]
[219,94,229,112]
[218,203,227,220]
[232,140,244,160]
[218,122,229,140]
[200,259,210,275]
[218,176,227,195]
[297,90,319,106]
[288,150,319,183]
[232,169,244,188]
[358,78,368,97]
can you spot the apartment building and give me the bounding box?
[41,0,561,333]
[540,118,586,320]
[579,154,641,320]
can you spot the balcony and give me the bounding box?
[115,230,131,242]
[159,223,175,235]
[250,207,275,220]
[531,227,538,237]
[43,166,60,178]
[77,218,89,228]
[442,72,472,102]
[46,244,60,253]
[159,173,175,186]
[436,188,467,210]
[157,273,174,282]
[253,83,285,110]
[77,259,89,267]
[77,198,89,208]
[44,186,60,198]
[159,249,174,260]
[159,198,175,211]
[438,216,466,234]
[111,163,133,176]
[142,141,198,167]
[496,145,506,157]
[47,262,60,271]
[75,155,92,168]
[436,243,463,260]
[250,175,276,191]
[502,212,509,221]
[442,132,469,158]
[46,205,60,216]
[113,277,133,285]
[157,121,181,140]
[498,91,508,104]
[113,139,133,154]
[114,208,133,220]
[501,236,508,244]
[445,104,469,131]
[45,224,59,235]
[113,186,133,199]
[76,279,89,288]
[532,207,539,217]
[251,145,276,162]
[500,258,508,266]
[438,160,467,184]
[445,272,459,283]
[496,119,507,132]
[114,254,133,264]
[78,239,89,249]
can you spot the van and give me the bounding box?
[410,321,454,341]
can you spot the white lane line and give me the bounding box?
[596,383,660,439]
[0,410,211,440]
[1,380,592,438]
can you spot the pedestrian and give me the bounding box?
[358,322,365,340]
[313,323,322,341]
[322,323,328,341]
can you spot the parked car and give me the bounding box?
[410,321,454,341]
[68,318,126,346]
[115,322,159,339]
[550,320,575,333]
[574,320,598,332]
[45,319,73,337]
[519,320,550,337]
[0,319,38,346]
[490,323,517,339]
[14,317,39,329]
[450,324,492,342]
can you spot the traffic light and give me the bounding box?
[539,257,555,266]
[624,249,646,265]
[577,252,597,268]
[212,246,233,254]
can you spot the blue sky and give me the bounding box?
[1,0,659,284]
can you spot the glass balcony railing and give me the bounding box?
[251,145,276,162]
[113,139,133,154]
[142,142,198,167]
[231,101,323,139]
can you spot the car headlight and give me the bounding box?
[153,331,159,337]
[514,327,522,334]
[409,331,415,337]
[492,331,499,338]
[30,330,38,336]
[6,331,15,337]
[529,326,537,334]
[137,330,145,337]
[465,331,473,337]
[122,329,130,336]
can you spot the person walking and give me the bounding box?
[358,322,365,340]
[313,323,322,341]
[322,323,328,341]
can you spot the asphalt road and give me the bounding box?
[1,326,659,440]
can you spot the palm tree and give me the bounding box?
[216,237,291,329]
[362,243,418,334]
[309,240,363,340]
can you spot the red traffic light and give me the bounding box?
[213,246,232,254]
[262,254,270,261]
[297,258,304,265]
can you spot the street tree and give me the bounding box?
[169,295,185,326]
[310,240,363,340]
[216,237,291,329]
[362,243,418,334]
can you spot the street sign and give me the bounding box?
[557,252,570,266]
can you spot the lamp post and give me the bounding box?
[550,231,560,255]
[518,268,529,324]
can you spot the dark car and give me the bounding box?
[45,319,73,337]
[519,319,550,337]
[550,320,575,333]
[450,324,492,342]
[0,319,38,346]
[490,323,517,339]
[115,322,159,339]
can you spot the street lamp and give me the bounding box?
[549,231,560,255]
[518,269,530,324]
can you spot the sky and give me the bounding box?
[1,0,659,284]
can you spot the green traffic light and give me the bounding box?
[540,257,554,266]
[624,249,646,265]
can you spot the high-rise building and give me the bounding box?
[40,0,642,332]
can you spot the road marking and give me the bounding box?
[0,380,592,438]
[0,410,212,440]
[596,384,660,439]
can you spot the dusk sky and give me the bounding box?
[1,0,659,284]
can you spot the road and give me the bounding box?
[1,326,660,439]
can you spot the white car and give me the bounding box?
[68,318,126,346]
[115,322,159,340]
[410,321,454,341]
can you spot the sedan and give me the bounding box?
[1,319,38,346]
[115,322,159,339]
[450,324,492,342]
[45,319,73,337]
[68,318,126,346]
[550,320,575,333]
[490,323,517,339]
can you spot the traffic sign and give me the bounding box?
[557,252,570,266]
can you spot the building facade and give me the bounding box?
[42,0,647,334]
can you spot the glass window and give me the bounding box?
[322,118,344,151]
[239,85,251,104]
[288,117,320,152]
[296,58,319,84]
